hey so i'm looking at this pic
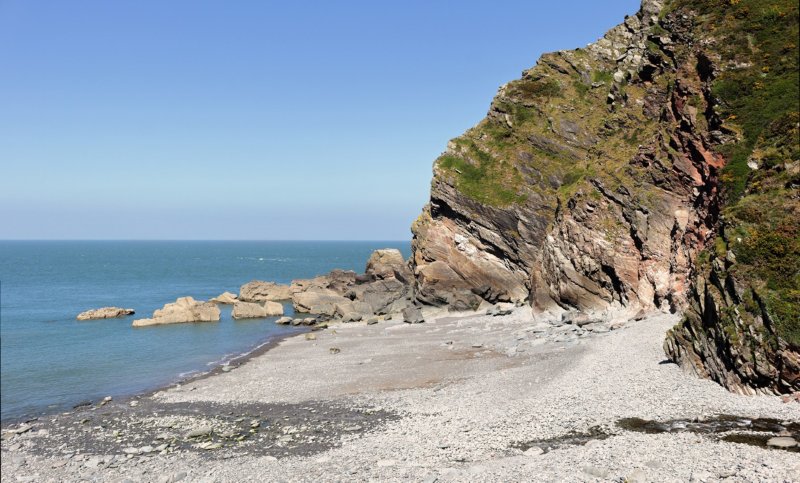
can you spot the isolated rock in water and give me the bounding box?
[275,316,293,325]
[209,291,238,304]
[232,301,284,319]
[239,280,292,302]
[76,307,135,321]
[402,306,425,324]
[132,297,220,327]
[365,249,411,281]
[293,287,350,316]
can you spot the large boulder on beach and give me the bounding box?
[365,249,411,281]
[335,300,375,319]
[293,287,351,316]
[209,292,238,304]
[402,306,425,324]
[239,281,292,302]
[351,278,410,314]
[232,301,284,319]
[132,297,220,327]
[77,307,135,321]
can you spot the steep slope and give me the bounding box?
[663,0,799,394]
[411,0,799,393]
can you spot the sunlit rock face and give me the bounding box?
[411,0,800,394]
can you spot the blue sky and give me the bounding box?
[0,0,639,240]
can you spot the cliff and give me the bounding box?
[411,0,799,393]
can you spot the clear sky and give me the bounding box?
[0,0,639,240]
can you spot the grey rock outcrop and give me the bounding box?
[76,307,135,321]
[132,297,220,327]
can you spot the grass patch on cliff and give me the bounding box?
[680,0,800,200]
[437,141,526,207]
[508,78,562,101]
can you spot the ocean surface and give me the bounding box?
[0,241,410,422]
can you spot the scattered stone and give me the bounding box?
[305,333,317,341]
[524,447,543,456]
[186,426,213,438]
[766,436,798,448]
[366,317,379,325]
[12,424,33,435]
[276,316,293,325]
[402,306,425,324]
[329,347,341,354]
[582,465,609,478]
[626,468,647,483]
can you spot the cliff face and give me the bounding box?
[411,0,799,393]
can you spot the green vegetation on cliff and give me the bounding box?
[673,0,799,347]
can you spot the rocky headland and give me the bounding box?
[409,0,798,395]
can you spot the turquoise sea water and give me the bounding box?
[0,241,410,422]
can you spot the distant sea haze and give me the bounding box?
[0,240,410,421]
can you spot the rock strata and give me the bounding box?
[76,307,135,320]
[132,297,220,327]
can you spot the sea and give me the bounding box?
[0,240,410,422]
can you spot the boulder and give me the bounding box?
[77,307,135,321]
[275,316,293,325]
[402,306,425,324]
[232,301,284,319]
[293,287,351,316]
[209,292,238,304]
[335,301,375,318]
[351,278,409,314]
[341,312,363,323]
[365,249,411,280]
[132,297,220,327]
[562,311,603,327]
[239,281,292,302]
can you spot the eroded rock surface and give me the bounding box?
[132,297,220,327]
[232,301,284,319]
[239,281,292,302]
